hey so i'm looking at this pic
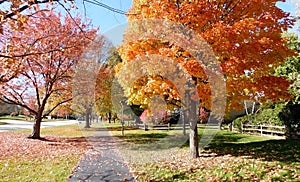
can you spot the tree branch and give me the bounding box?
[43,97,73,117]
[0,46,78,59]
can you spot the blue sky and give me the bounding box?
[74,0,132,33]
[73,0,299,46]
[75,0,299,33]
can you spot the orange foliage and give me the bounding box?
[117,0,295,113]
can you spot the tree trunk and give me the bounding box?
[29,112,43,139]
[181,109,186,135]
[189,99,199,158]
[84,109,91,128]
[107,112,112,123]
[229,122,233,131]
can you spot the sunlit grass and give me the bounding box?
[105,123,300,181]
[0,115,29,121]
[1,124,95,181]
[40,124,84,137]
[0,115,68,122]
[0,155,80,182]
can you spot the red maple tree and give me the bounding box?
[0,11,97,139]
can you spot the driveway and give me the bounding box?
[0,120,79,132]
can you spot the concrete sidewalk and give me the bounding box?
[68,126,135,182]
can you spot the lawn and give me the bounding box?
[0,115,67,122]
[107,124,300,181]
[0,115,29,121]
[0,124,97,182]
[1,123,299,181]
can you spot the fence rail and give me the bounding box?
[241,124,285,137]
[127,122,221,130]
[126,121,287,138]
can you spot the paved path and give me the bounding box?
[0,120,79,132]
[68,126,135,182]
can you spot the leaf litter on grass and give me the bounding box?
[110,129,300,181]
[0,132,95,181]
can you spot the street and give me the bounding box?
[0,120,79,132]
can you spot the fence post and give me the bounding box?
[241,123,244,134]
[260,124,263,136]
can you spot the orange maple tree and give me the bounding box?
[117,0,295,157]
[0,11,97,139]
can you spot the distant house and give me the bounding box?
[0,101,21,116]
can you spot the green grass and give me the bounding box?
[106,123,300,181]
[0,154,80,182]
[4,122,299,181]
[0,115,67,122]
[40,124,87,137]
[1,124,96,182]
[0,115,29,121]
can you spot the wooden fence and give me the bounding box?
[125,121,286,138]
[127,122,220,131]
[241,124,285,138]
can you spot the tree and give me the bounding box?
[275,33,300,103]
[0,0,126,33]
[276,33,300,139]
[0,11,96,139]
[0,0,126,83]
[95,49,122,123]
[72,35,106,128]
[117,0,295,158]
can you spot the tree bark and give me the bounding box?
[107,112,112,123]
[29,112,43,139]
[189,99,199,158]
[181,109,186,135]
[84,108,91,128]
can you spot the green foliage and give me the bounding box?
[234,102,285,129]
[279,102,300,139]
[275,33,300,103]
[234,33,300,130]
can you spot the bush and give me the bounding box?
[233,102,285,130]
[279,102,300,139]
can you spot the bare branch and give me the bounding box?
[43,97,73,117]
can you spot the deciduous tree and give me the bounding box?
[276,33,300,139]
[95,49,122,123]
[0,11,96,139]
[117,0,295,157]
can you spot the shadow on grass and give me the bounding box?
[114,131,189,150]
[86,125,299,164]
[106,126,139,131]
[204,139,300,164]
[112,127,299,164]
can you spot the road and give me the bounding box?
[0,120,79,132]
